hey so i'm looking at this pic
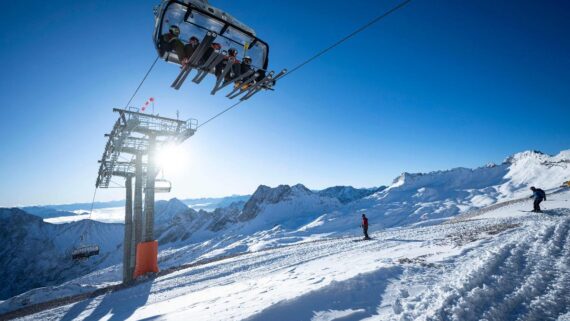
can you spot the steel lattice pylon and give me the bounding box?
[95,107,197,283]
[96,108,197,187]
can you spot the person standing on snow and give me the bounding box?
[361,214,371,240]
[530,186,546,212]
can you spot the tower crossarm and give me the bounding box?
[96,108,198,189]
[113,108,197,140]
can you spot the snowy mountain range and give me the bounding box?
[1,150,569,312]
[0,208,123,300]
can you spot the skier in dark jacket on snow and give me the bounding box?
[361,214,371,240]
[530,186,546,212]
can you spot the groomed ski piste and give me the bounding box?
[3,189,569,321]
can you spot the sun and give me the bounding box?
[155,144,187,175]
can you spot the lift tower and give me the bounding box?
[96,108,197,283]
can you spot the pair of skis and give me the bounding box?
[171,32,216,90]
[169,31,286,100]
[192,51,225,85]
[210,62,256,95]
[226,69,287,101]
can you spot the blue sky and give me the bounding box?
[0,0,569,206]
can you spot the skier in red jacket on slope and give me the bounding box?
[361,214,371,240]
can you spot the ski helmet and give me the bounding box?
[189,36,199,43]
[169,25,180,36]
[243,56,252,64]
[228,48,238,57]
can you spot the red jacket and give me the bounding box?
[362,217,368,227]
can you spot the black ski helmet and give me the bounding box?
[228,48,238,57]
[169,25,180,36]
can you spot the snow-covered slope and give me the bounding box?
[5,188,570,320]
[2,150,569,318]
[345,150,570,228]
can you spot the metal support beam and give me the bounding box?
[144,135,157,242]
[123,176,133,284]
[133,153,143,258]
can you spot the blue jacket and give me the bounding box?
[532,189,546,201]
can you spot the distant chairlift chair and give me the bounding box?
[154,179,172,193]
[72,244,100,261]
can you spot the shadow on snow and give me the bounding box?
[244,266,403,321]
[61,281,152,321]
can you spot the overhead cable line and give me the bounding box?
[282,0,412,79]
[197,101,244,129]
[197,0,412,129]
[124,56,160,109]
[78,186,98,241]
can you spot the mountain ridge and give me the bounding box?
[1,149,569,303]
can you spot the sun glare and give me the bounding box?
[155,144,187,175]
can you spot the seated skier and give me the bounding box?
[184,36,200,63]
[529,186,546,212]
[161,25,187,65]
[234,56,254,89]
[225,48,242,82]
[240,56,253,75]
[254,69,276,89]
[200,42,222,67]
[215,48,241,81]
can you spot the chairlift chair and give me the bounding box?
[154,179,172,193]
[153,0,284,96]
[72,244,100,261]
[154,0,269,68]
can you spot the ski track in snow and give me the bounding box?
[380,212,570,321]
[7,194,570,321]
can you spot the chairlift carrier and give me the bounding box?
[72,234,100,261]
[71,201,101,261]
[150,178,172,193]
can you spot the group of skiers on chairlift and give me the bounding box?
[162,25,264,88]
